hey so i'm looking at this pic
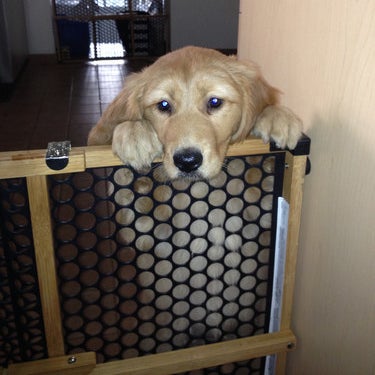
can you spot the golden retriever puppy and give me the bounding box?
[88,46,302,179]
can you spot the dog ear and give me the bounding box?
[229,59,280,142]
[87,69,163,168]
[87,71,146,145]
[229,59,302,149]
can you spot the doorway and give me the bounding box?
[52,0,168,60]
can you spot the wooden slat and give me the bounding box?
[280,153,307,328]
[275,352,287,375]
[0,138,271,179]
[8,352,96,375]
[0,149,85,179]
[27,175,65,357]
[276,153,307,374]
[81,145,123,169]
[227,137,271,156]
[91,330,296,375]
[82,137,271,169]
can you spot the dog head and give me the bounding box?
[88,46,281,180]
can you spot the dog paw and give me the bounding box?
[252,105,302,149]
[112,121,163,170]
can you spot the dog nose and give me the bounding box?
[173,148,203,173]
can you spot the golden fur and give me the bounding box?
[88,46,302,179]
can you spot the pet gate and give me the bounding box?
[0,136,310,374]
[52,0,169,61]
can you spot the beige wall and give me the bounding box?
[238,1,375,374]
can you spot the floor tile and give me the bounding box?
[0,56,151,152]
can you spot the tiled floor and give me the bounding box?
[0,56,153,152]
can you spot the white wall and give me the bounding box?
[238,1,375,374]
[170,0,239,50]
[23,0,55,54]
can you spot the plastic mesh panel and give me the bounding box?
[50,154,284,373]
[0,179,47,367]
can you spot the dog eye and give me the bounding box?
[207,97,223,111]
[157,100,172,113]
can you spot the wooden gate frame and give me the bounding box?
[0,137,309,375]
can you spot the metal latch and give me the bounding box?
[45,141,71,170]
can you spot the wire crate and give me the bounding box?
[0,136,310,374]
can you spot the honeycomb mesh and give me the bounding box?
[0,179,47,367]
[48,154,285,373]
[54,0,168,60]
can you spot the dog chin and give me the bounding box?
[166,165,222,182]
[161,167,204,181]
[151,164,205,182]
[175,170,206,181]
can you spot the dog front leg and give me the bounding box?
[251,105,302,149]
[112,121,163,170]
